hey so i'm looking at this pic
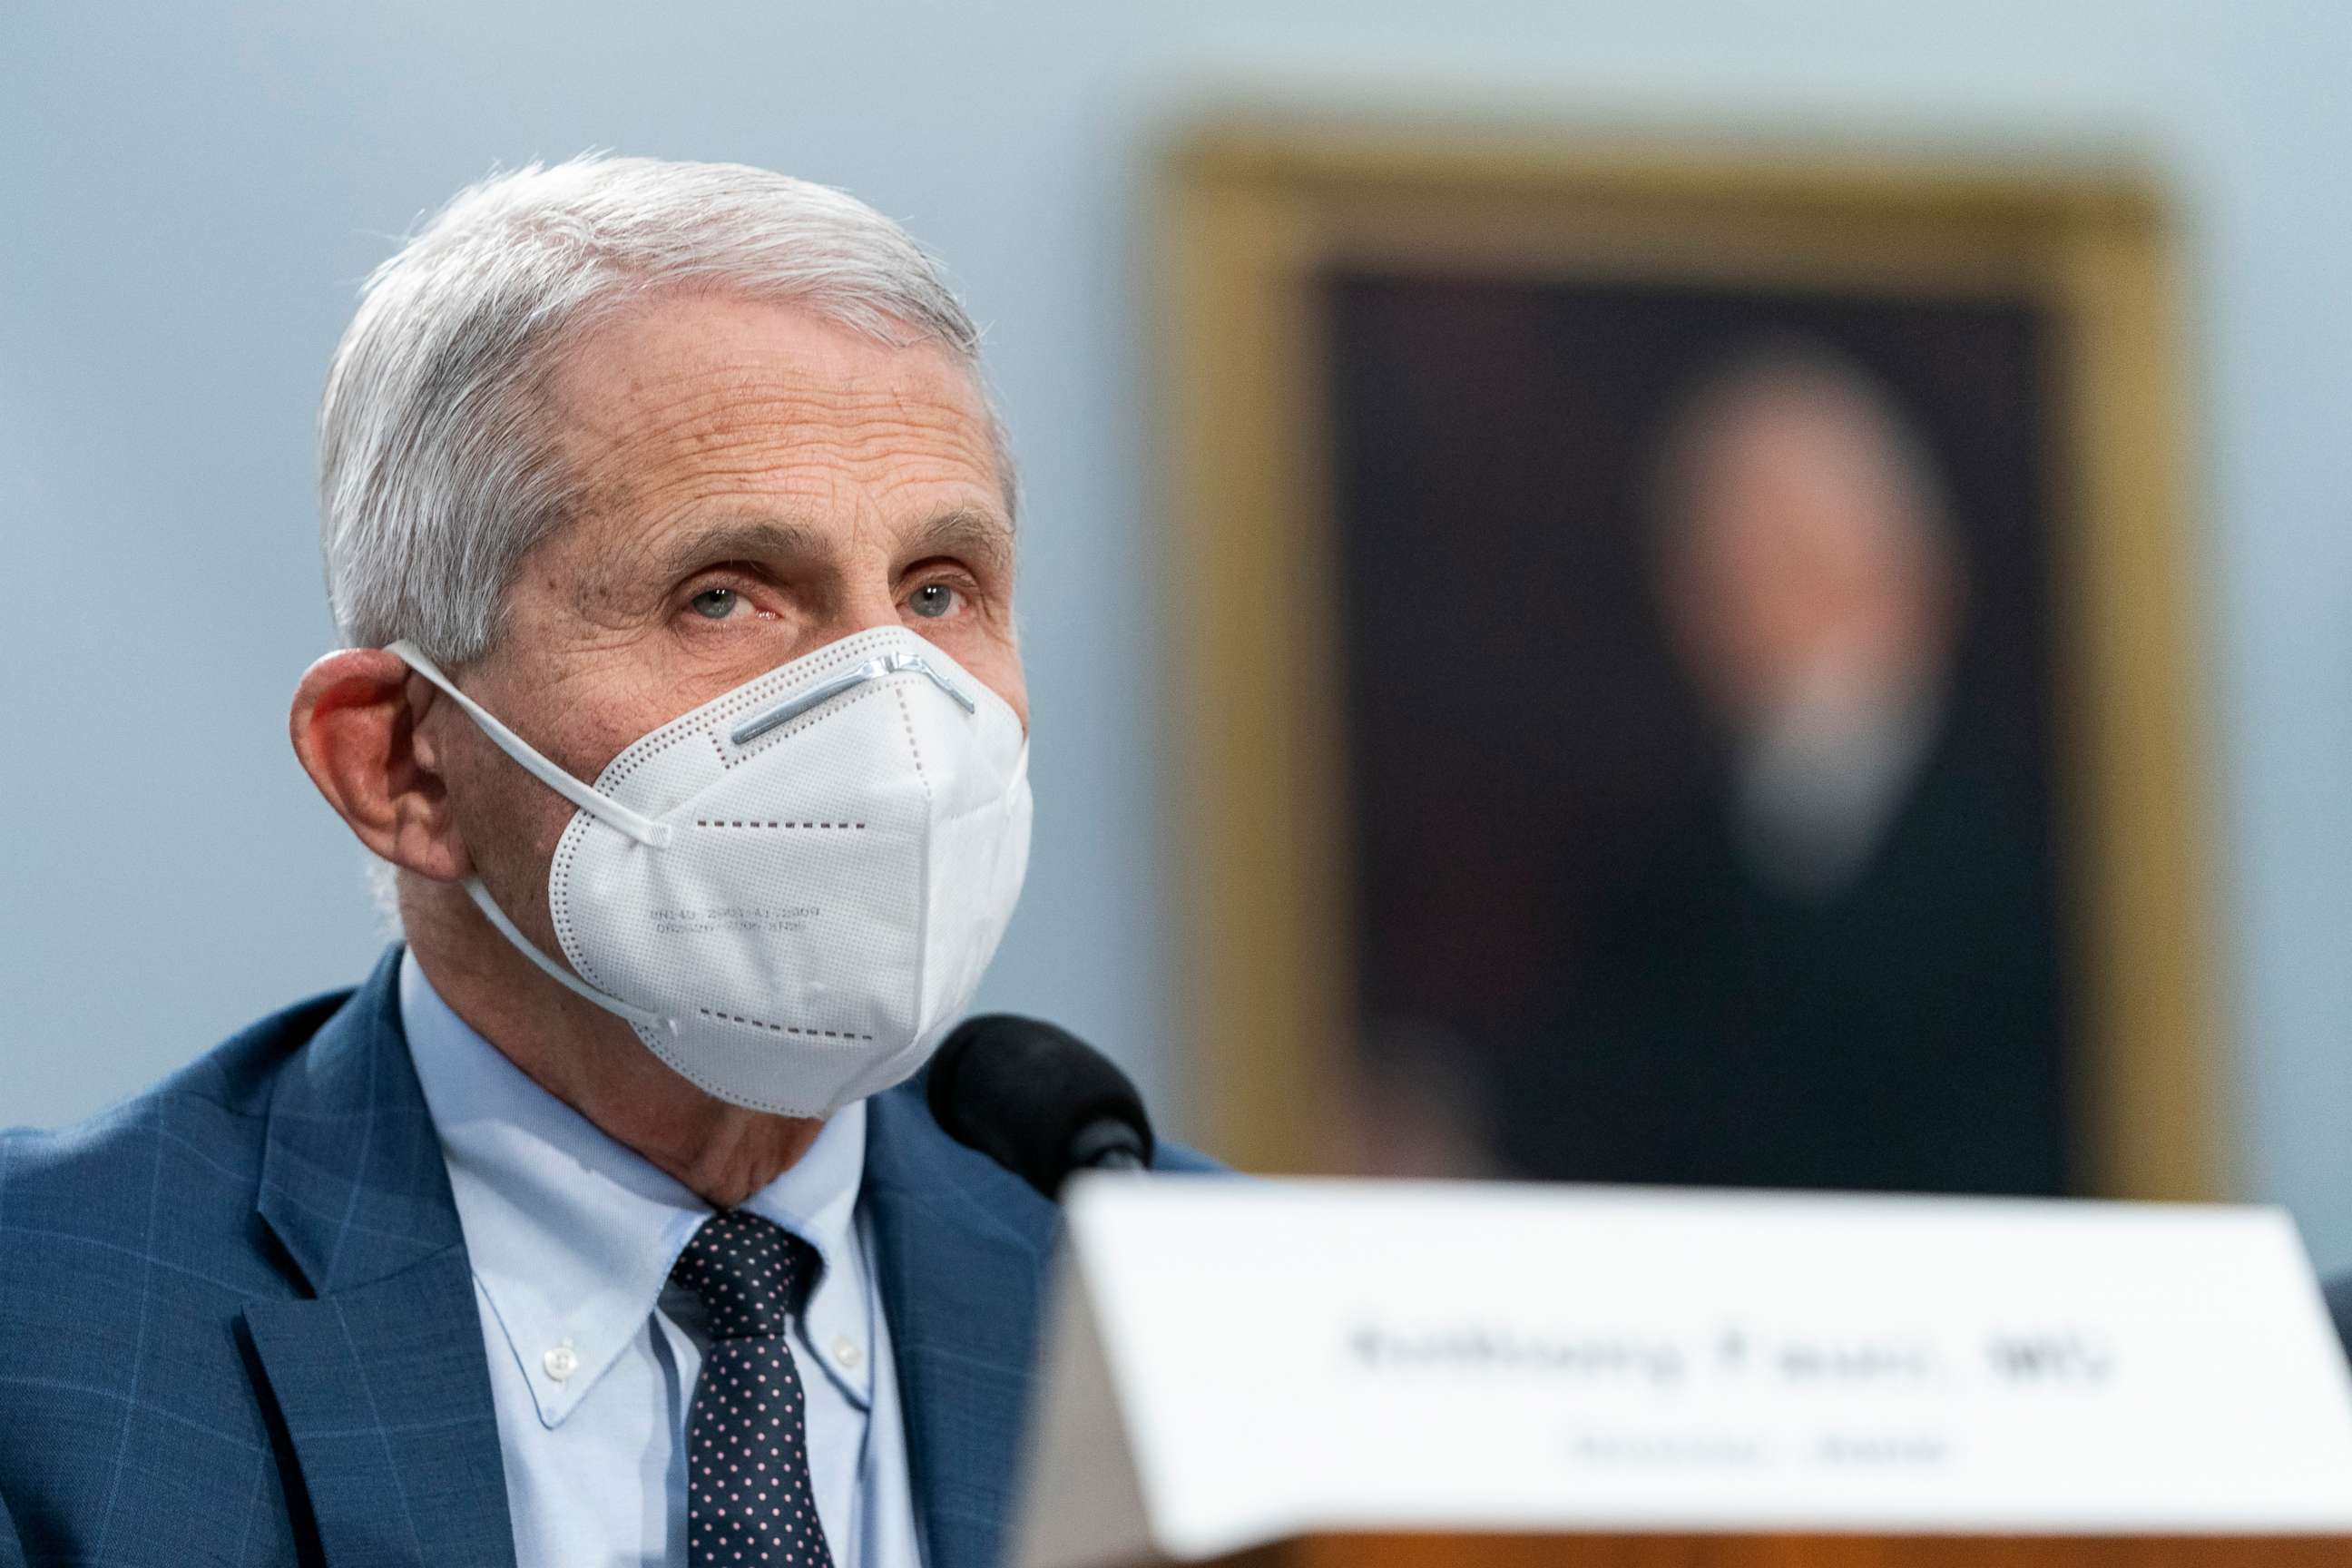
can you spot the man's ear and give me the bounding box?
[289,648,472,883]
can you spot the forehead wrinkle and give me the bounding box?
[570,382,1002,531]
[584,384,944,466]
[544,322,1011,602]
[579,337,989,446]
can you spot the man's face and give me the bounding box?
[1663,380,1951,725]
[425,292,1024,946]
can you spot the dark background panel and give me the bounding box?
[1323,273,2075,1195]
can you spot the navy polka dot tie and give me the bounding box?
[670,1210,835,1568]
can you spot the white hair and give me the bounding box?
[318,153,1007,664]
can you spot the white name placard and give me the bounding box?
[1012,1179,2352,1568]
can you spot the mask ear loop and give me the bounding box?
[387,641,677,1034]
[387,641,675,850]
[460,876,671,1034]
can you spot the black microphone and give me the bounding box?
[926,1014,1154,1200]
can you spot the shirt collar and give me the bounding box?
[398,949,874,1428]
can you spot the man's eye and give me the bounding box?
[689,587,739,621]
[907,583,958,620]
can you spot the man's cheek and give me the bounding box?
[457,763,573,897]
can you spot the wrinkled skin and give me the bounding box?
[290,294,1023,1204]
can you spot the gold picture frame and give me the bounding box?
[1159,117,2221,1200]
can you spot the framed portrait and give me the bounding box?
[1160,120,2219,1200]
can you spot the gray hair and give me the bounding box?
[319,154,1007,664]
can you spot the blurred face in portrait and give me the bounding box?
[1655,349,1966,891]
[1659,350,1959,728]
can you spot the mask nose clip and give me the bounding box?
[883,650,977,713]
[729,644,976,747]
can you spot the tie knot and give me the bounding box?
[669,1210,818,1342]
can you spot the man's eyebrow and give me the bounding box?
[637,508,1015,588]
[899,507,1015,575]
[647,518,829,582]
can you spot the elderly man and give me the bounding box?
[0,156,1200,1568]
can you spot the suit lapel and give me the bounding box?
[242,948,515,1568]
[239,955,1063,1568]
[864,1083,1062,1568]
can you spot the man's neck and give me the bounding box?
[398,877,823,1208]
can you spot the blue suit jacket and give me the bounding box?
[0,948,1206,1567]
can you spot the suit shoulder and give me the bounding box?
[865,1077,1062,1247]
[0,985,358,1558]
[0,983,352,1277]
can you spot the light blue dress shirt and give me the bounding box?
[399,952,925,1567]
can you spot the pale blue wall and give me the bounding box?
[5,1,2348,1263]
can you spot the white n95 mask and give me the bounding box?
[388,626,1033,1118]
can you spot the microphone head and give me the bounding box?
[926,1014,1155,1200]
